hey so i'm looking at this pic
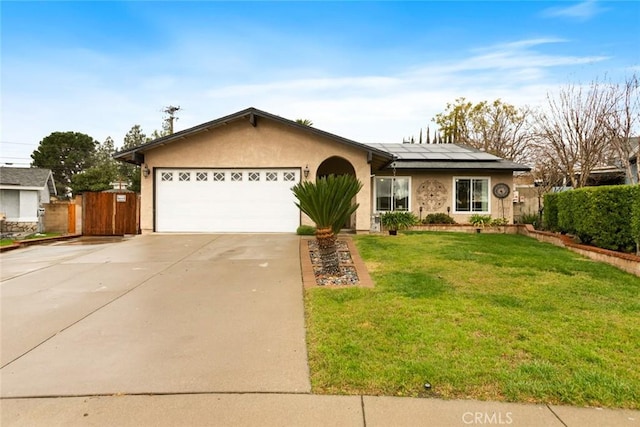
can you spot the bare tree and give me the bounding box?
[608,74,639,184]
[533,79,619,188]
[433,98,533,163]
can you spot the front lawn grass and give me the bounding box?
[0,238,15,247]
[305,232,640,409]
[23,232,61,240]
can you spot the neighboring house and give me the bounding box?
[571,137,639,186]
[114,107,530,233]
[0,167,57,232]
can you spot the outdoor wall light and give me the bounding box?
[143,165,151,178]
[303,164,310,179]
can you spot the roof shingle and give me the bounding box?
[0,167,56,193]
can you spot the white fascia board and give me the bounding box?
[0,185,45,191]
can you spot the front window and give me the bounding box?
[375,177,410,212]
[455,178,489,212]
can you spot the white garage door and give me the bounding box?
[156,169,300,233]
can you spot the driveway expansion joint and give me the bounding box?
[547,403,569,427]
[1,391,316,400]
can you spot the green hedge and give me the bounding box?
[421,213,456,224]
[632,188,640,255]
[544,185,640,253]
[543,193,559,231]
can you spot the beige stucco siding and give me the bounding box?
[372,171,515,224]
[140,119,373,233]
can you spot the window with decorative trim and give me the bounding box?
[161,172,173,182]
[248,172,260,182]
[231,172,243,182]
[213,172,225,182]
[266,172,277,182]
[196,172,208,182]
[179,172,191,182]
[375,177,410,212]
[283,172,295,182]
[454,177,489,213]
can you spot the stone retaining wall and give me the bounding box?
[2,221,38,233]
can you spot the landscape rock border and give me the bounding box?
[300,236,374,289]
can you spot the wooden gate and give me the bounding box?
[83,192,139,236]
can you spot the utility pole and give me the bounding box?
[163,105,181,134]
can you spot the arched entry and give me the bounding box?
[316,156,357,229]
[317,156,356,178]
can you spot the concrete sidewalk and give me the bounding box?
[1,393,638,426]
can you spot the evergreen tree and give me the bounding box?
[31,131,98,196]
[119,125,150,193]
[70,137,119,193]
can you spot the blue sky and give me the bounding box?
[1,1,639,166]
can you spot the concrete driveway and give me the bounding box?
[0,234,310,397]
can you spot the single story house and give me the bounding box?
[114,107,530,233]
[0,167,57,233]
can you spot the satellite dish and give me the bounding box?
[492,183,511,199]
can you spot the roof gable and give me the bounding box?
[113,107,393,166]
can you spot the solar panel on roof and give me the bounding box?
[365,143,502,161]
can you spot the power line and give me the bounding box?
[0,141,36,146]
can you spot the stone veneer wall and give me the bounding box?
[2,221,38,233]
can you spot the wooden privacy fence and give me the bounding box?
[83,192,139,236]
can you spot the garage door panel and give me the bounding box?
[156,169,300,233]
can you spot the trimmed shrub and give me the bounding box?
[558,189,591,242]
[550,185,640,253]
[421,213,456,224]
[632,186,640,255]
[587,186,634,251]
[543,193,559,231]
[296,225,317,236]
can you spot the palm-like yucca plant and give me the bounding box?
[292,174,363,275]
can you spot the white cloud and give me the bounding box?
[197,38,608,142]
[542,0,606,21]
[0,37,615,165]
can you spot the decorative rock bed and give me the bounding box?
[307,240,359,286]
